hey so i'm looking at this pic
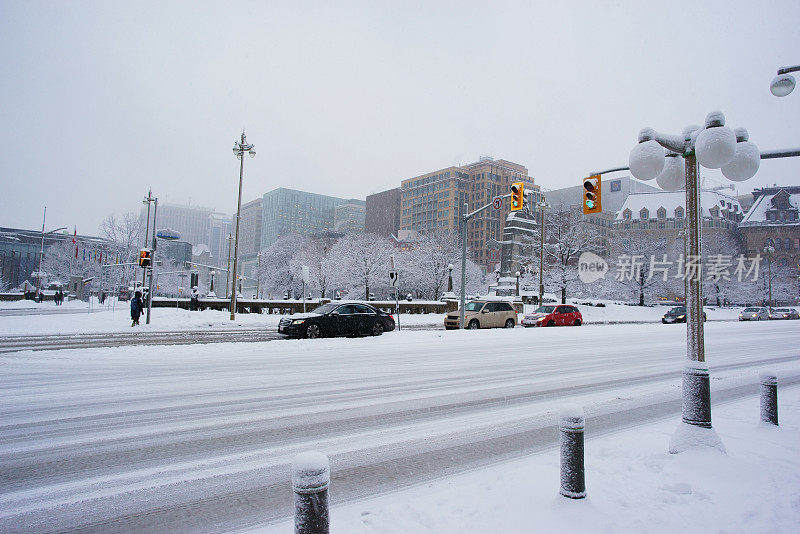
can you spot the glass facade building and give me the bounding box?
[261,188,365,248]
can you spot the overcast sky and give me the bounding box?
[1,0,798,235]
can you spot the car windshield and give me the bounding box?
[776,309,789,313]
[669,307,685,314]
[743,308,759,312]
[312,302,338,314]
[533,306,556,314]
[464,302,484,312]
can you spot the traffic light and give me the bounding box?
[510,182,524,211]
[582,174,602,214]
[138,248,152,268]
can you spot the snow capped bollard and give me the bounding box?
[559,404,586,499]
[760,373,778,426]
[681,362,712,428]
[292,451,330,534]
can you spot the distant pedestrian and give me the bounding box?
[189,286,199,311]
[130,290,143,326]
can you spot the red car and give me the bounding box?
[521,305,582,327]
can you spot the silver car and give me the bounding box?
[769,308,800,320]
[739,307,769,321]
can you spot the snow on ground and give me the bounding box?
[1,298,745,336]
[1,321,798,532]
[255,388,800,534]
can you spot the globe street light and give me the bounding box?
[629,111,761,453]
[229,131,254,320]
[770,65,799,97]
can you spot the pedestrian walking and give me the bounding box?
[130,290,143,326]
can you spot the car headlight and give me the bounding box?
[677,315,685,319]
[537,317,546,322]
[291,319,306,325]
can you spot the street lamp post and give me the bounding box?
[225,233,234,298]
[230,131,255,320]
[763,244,775,312]
[629,111,763,453]
[35,206,67,300]
[145,196,158,324]
[515,271,520,297]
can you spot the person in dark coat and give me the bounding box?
[130,290,143,326]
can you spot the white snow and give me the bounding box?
[292,451,330,491]
[255,389,800,534]
[615,190,742,221]
[721,140,760,182]
[0,299,747,337]
[695,126,736,169]
[628,140,665,181]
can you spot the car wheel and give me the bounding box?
[547,320,555,327]
[504,318,515,328]
[757,316,761,321]
[371,323,383,336]
[306,324,321,339]
[468,320,480,330]
[573,319,581,326]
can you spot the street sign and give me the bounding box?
[492,196,502,210]
[389,270,398,286]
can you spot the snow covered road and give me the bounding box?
[1,321,798,533]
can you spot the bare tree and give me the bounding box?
[541,204,603,304]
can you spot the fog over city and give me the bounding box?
[1,0,798,234]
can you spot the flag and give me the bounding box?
[74,227,78,259]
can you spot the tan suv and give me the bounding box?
[444,300,517,330]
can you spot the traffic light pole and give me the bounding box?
[459,192,514,329]
[146,197,157,325]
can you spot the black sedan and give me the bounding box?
[662,306,707,324]
[278,302,395,339]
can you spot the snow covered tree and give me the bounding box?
[325,233,393,300]
[258,234,303,298]
[610,232,671,305]
[541,204,603,304]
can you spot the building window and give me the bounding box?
[640,208,649,220]
[657,207,666,219]
[623,209,632,220]
[675,206,684,219]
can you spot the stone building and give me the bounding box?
[739,186,800,268]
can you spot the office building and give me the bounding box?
[142,203,215,248]
[365,187,401,237]
[260,188,365,248]
[207,213,232,268]
[399,157,540,270]
[334,201,366,234]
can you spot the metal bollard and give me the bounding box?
[292,451,330,534]
[760,373,778,426]
[559,405,586,499]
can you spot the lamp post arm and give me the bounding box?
[777,65,800,75]
[651,132,690,154]
[760,148,800,160]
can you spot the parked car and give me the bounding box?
[769,307,800,320]
[662,306,706,324]
[278,302,395,339]
[444,300,517,330]
[521,305,582,327]
[738,307,770,321]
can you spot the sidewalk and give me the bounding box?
[254,387,800,534]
